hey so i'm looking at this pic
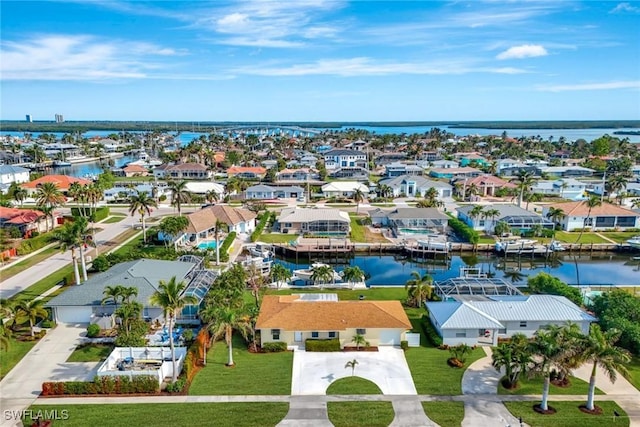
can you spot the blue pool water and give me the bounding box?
[197,241,218,250]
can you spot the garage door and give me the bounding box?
[379,330,400,346]
[56,307,92,324]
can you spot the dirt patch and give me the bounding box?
[533,404,557,415]
[579,405,603,415]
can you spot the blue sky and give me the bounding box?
[1,1,639,121]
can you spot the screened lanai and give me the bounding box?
[434,268,523,301]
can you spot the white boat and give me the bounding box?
[292,263,340,282]
[495,239,538,253]
[626,236,640,249]
[53,160,72,167]
[549,241,566,252]
[247,242,273,259]
[127,151,163,167]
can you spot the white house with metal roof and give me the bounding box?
[0,165,30,193]
[426,295,596,346]
[321,181,369,198]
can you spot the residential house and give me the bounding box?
[103,184,169,203]
[344,139,368,151]
[323,149,367,170]
[163,163,211,180]
[245,184,304,200]
[542,201,640,231]
[426,295,595,346]
[455,153,489,167]
[429,167,481,180]
[497,159,538,177]
[179,205,257,244]
[0,165,30,193]
[429,160,459,169]
[457,204,554,234]
[122,164,149,177]
[531,179,587,200]
[378,175,453,198]
[183,181,225,199]
[374,153,408,166]
[226,166,267,180]
[538,166,595,178]
[277,207,350,235]
[276,168,317,182]
[322,181,369,198]
[455,175,516,197]
[261,159,278,170]
[299,155,318,167]
[21,175,92,195]
[46,258,213,324]
[368,208,449,233]
[384,162,424,178]
[0,206,48,236]
[328,166,369,181]
[256,294,412,348]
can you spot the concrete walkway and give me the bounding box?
[461,347,529,427]
[277,396,333,427]
[389,396,438,427]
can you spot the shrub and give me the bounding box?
[17,231,55,255]
[527,272,582,306]
[250,213,270,242]
[305,338,340,352]
[446,214,479,244]
[421,314,443,347]
[262,341,287,353]
[166,378,187,393]
[400,340,409,351]
[42,376,158,396]
[182,329,194,343]
[71,206,110,222]
[218,231,236,262]
[86,324,100,338]
[40,320,55,329]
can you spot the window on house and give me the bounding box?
[519,321,527,328]
[498,328,507,334]
[271,329,280,340]
[356,328,366,335]
[311,331,319,338]
[328,331,336,338]
[455,332,466,338]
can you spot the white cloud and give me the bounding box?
[0,34,180,80]
[497,44,548,60]
[537,80,640,92]
[610,2,640,13]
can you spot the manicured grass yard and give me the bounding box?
[327,402,394,427]
[422,401,465,427]
[267,287,407,301]
[553,232,609,244]
[600,231,639,243]
[257,233,298,244]
[1,245,60,281]
[326,376,383,394]
[28,403,289,427]
[626,356,640,392]
[9,265,74,303]
[498,376,603,395]
[503,401,629,427]
[0,338,37,380]
[349,214,389,243]
[102,215,126,224]
[66,344,113,362]
[189,335,293,395]
[477,235,496,244]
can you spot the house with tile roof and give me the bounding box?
[542,201,640,231]
[454,175,516,197]
[0,206,48,236]
[122,164,149,177]
[426,295,596,346]
[256,294,412,348]
[226,166,267,179]
[178,205,257,245]
[21,175,91,195]
[163,163,211,180]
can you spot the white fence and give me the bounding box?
[97,346,187,385]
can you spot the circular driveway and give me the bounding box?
[290,347,417,395]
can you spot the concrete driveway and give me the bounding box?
[291,347,417,395]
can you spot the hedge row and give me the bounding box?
[262,342,287,353]
[42,375,158,396]
[250,213,270,242]
[421,314,443,347]
[447,215,479,244]
[17,231,55,255]
[219,231,236,262]
[71,206,110,222]
[305,338,340,352]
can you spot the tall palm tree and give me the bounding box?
[580,324,631,411]
[515,170,535,208]
[101,285,125,306]
[546,207,566,237]
[12,187,27,207]
[468,205,484,228]
[482,208,500,234]
[35,182,65,231]
[575,195,602,243]
[405,271,433,308]
[310,264,335,286]
[168,180,192,216]
[342,266,365,287]
[16,299,48,337]
[352,188,365,214]
[150,276,197,382]
[214,219,226,266]
[205,189,220,205]
[128,190,158,243]
[607,175,628,205]
[53,218,85,285]
[201,305,250,367]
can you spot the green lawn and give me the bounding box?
[66,344,113,362]
[9,264,74,303]
[349,213,389,243]
[102,215,126,224]
[370,203,395,207]
[326,376,383,394]
[27,403,289,427]
[0,338,37,380]
[267,287,407,301]
[422,401,465,427]
[0,245,59,281]
[478,235,496,244]
[326,203,356,207]
[404,310,485,395]
[498,376,603,395]
[599,232,638,243]
[327,402,394,427]
[257,233,298,244]
[503,401,629,427]
[626,356,640,392]
[189,335,293,395]
[553,232,609,244]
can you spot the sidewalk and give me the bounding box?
[0,243,57,273]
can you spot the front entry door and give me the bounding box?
[294,331,303,342]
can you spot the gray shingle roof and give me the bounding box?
[46,259,196,307]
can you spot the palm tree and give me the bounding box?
[120,286,139,303]
[580,324,631,411]
[491,333,531,389]
[631,198,640,209]
[205,189,220,205]
[213,219,226,266]
[515,170,535,208]
[149,276,197,382]
[405,271,433,308]
[128,190,158,243]
[352,188,365,214]
[607,175,628,205]
[269,263,292,288]
[12,187,27,207]
[345,359,359,376]
[53,218,85,285]
[468,205,484,228]
[201,305,250,367]
[342,266,365,287]
[351,334,369,350]
[168,180,192,216]
[114,301,142,334]
[310,264,334,286]
[575,195,602,243]
[35,182,65,231]
[16,299,48,337]
[482,208,500,234]
[101,285,125,306]
[0,322,11,351]
[546,207,566,237]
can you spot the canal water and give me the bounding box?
[274,253,640,287]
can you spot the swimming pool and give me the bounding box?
[197,240,218,250]
[398,228,434,235]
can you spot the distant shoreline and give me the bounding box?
[0,119,639,133]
